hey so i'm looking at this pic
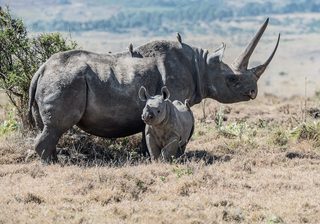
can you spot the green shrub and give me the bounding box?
[0,7,77,128]
[270,128,289,146]
[291,121,320,147]
[0,107,19,135]
[172,165,193,178]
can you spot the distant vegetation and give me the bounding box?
[29,0,320,35]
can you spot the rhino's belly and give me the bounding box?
[78,123,144,138]
[77,109,145,138]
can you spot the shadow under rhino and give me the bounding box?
[55,130,148,167]
[177,150,232,165]
[53,129,231,166]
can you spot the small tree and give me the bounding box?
[0,6,77,128]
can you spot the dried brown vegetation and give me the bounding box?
[1,94,320,224]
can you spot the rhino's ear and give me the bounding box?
[206,42,226,65]
[139,86,150,101]
[161,86,170,100]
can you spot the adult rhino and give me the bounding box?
[28,18,280,163]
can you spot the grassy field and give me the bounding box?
[1,94,320,224]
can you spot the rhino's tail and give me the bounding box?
[28,66,43,127]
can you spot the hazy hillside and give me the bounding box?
[1,0,320,35]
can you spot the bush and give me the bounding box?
[0,107,19,135]
[291,121,320,147]
[270,128,289,146]
[0,6,77,128]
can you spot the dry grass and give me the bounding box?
[1,94,320,223]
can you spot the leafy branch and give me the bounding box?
[0,6,77,129]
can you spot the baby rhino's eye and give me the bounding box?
[157,110,160,113]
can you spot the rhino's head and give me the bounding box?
[139,86,170,125]
[200,18,280,104]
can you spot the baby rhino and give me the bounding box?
[139,86,194,161]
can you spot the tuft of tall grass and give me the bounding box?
[270,128,289,146]
[291,121,320,147]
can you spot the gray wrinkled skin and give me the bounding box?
[28,18,280,163]
[139,86,194,161]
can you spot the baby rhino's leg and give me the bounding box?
[146,133,161,160]
[161,138,180,161]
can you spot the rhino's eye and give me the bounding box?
[234,82,241,88]
[227,75,240,87]
[229,76,237,82]
[157,110,160,113]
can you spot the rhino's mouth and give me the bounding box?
[247,94,255,100]
[240,93,252,101]
[243,90,257,100]
[248,92,257,100]
[141,114,154,124]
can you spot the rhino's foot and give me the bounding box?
[137,144,150,157]
[160,149,185,162]
[37,148,59,165]
[160,139,181,162]
[161,150,178,162]
[35,126,63,165]
[40,154,58,165]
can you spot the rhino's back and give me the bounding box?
[172,100,191,112]
[53,50,164,137]
[172,100,194,141]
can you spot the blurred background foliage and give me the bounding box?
[0,7,77,128]
[27,0,320,35]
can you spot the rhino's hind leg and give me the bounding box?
[35,125,64,164]
[35,109,84,163]
[34,73,87,163]
[35,108,84,164]
[161,139,180,161]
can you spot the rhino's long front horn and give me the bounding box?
[250,33,281,79]
[232,18,269,71]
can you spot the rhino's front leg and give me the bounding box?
[139,131,150,156]
[145,133,161,160]
[161,138,180,161]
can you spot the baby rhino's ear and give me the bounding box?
[139,86,150,101]
[161,86,170,100]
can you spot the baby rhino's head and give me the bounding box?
[139,86,170,125]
